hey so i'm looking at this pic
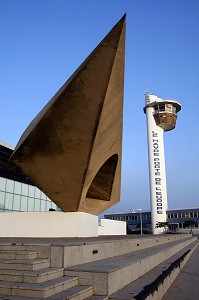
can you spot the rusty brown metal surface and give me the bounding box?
[11,15,126,215]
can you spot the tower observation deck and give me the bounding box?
[144,94,181,234]
[144,94,181,131]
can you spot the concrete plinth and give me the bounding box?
[0,212,98,237]
[98,219,126,235]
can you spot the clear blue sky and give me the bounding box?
[1,0,199,214]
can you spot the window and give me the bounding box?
[159,104,165,112]
[13,194,21,211]
[22,183,28,196]
[35,188,41,199]
[5,193,13,210]
[165,104,172,112]
[6,179,14,193]
[51,202,57,210]
[40,200,46,211]
[41,191,47,200]
[0,178,6,191]
[14,181,21,195]
[34,199,41,211]
[21,196,28,211]
[28,186,35,198]
[0,191,5,209]
[46,201,52,211]
[28,198,34,211]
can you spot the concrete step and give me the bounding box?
[0,268,64,283]
[0,244,27,251]
[51,234,193,269]
[43,285,93,299]
[0,276,79,298]
[0,244,51,259]
[0,285,93,300]
[0,259,50,271]
[65,237,197,296]
[108,241,198,300]
[0,251,38,260]
[86,296,108,300]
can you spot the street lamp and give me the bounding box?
[130,208,143,235]
[137,208,143,235]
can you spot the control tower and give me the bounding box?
[144,94,181,234]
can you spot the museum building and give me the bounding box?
[0,141,58,212]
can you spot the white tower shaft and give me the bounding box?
[146,107,168,234]
[144,94,181,235]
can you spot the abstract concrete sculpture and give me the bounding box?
[11,15,126,215]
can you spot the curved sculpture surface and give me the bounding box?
[11,15,126,215]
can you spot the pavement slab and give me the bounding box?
[162,243,199,300]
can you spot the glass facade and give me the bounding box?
[0,177,58,212]
[0,141,59,213]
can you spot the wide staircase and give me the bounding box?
[0,234,197,300]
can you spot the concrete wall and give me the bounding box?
[0,212,98,237]
[98,219,126,235]
[50,234,193,268]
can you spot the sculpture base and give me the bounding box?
[0,212,98,237]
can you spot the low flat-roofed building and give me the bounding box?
[104,207,199,233]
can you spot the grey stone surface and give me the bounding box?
[162,243,199,300]
[0,268,64,283]
[0,285,94,299]
[0,251,38,260]
[51,246,64,268]
[4,276,78,298]
[0,235,196,299]
[108,241,198,299]
[65,237,196,295]
[0,258,50,271]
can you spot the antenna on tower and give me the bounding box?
[144,89,153,96]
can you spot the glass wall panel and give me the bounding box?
[51,202,57,210]
[22,183,29,196]
[21,196,28,211]
[0,191,5,210]
[46,201,51,211]
[35,188,41,199]
[0,178,6,191]
[28,198,34,211]
[34,199,41,211]
[14,181,21,195]
[13,194,21,211]
[40,200,46,211]
[28,186,35,198]
[6,179,14,193]
[41,192,47,200]
[5,193,13,210]
[0,177,59,213]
